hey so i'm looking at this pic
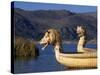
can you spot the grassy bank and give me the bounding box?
[14,37,39,59]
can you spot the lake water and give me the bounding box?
[14,43,97,73]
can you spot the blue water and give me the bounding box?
[14,44,97,73]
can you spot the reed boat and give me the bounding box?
[40,27,97,68]
[55,49,97,68]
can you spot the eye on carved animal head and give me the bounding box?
[47,31,50,34]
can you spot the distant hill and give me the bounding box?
[12,8,97,42]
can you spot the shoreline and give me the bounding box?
[33,40,97,45]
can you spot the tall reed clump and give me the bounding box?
[14,37,39,58]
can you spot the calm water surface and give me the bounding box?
[14,44,97,73]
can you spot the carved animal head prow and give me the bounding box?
[40,29,62,50]
[76,26,86,37]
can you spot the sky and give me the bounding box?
[12,1,97,13]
